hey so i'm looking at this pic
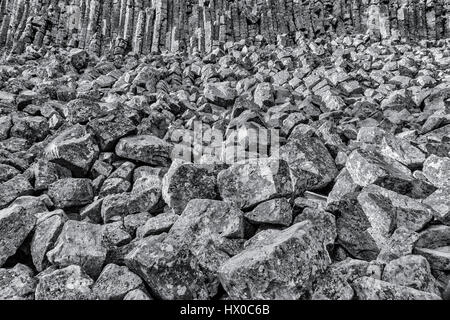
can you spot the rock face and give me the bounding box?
[0,1,450,302]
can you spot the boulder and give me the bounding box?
[217,158,292,209]
[218,221,331,299]
[35,265,94,300]
[0,206,36,266]
[47,220,107,277]
[115,135,172,166]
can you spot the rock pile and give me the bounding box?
[0,27,450,300]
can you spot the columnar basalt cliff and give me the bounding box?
[1,0,450,55]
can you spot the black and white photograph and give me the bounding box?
[0,0,449,313]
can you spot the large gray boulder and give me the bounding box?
[115,135,172,166]
[47,221,107,277]
[0,206,36,266]
[218,221,331,299]
[35,265,95,300]
[217,158,293,209]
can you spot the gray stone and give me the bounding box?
[382,255,440,295]
[47,220,107,277]
[92,264,143,300]
[123,289,152,300]
[0,264,37,300]
[44,124,99,176]
[162,160,218,214]
[204,82,237,107]
[136,213,178,238]
[423,155,450,189]
[35,265,94,300]
[0,175,33,209]
[245,198,293,226]
[423,188,450,225]
[280,129,338,191]
[218,221,331,300]
[0,206,36,266]
[48,178,93,208]
[352,276,441,300]
[115,135,172,166]
[31,210,68,272]
[217,158,292,209]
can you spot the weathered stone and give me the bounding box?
[218,158,292,209]
[416,225,450,249]
[204,82,237,107]
[162,160,218,214]
[326,193,380,261]
[423,189,450,225]
[126,199,245,300]
[218,221,331,300]
[123,289,152,300]
[245,198,293,226]
[88,113,136,151]
[35,265,95,300]
[31,210,68,272]
[414,247,450,271]
[34,160,72,191]
[48,178,93,208]
[377,227,420,263]
[254,82,274,109]
[70,49,89,71]
[0,175,33,209]
[44,124,99,176]
[280,129,338,192]
[0,264,37,300]
[382,255,440,295]
[352,276,441,300]
[47,221,107,278]
[115,135,172,166]
[0,164,20,184]
[423,155,450,189]
[92,264,143,300]
[136,212,178,238]
[63,99,105,124]
[0,206,36,266]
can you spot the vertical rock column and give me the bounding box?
[426,0,436,40]
[133,2,146,54]
[143,5,155,54]
[445,0,450,37]
[101,0,112,53]
[86,0,102,55]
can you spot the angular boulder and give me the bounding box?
[115,135,172,166]
[47,220,107,277]
[218,221,331,300]
[217,158,292,209]
[0,206,36,266]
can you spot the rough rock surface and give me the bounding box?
[219,221,331,299]
[0,2,450,300]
